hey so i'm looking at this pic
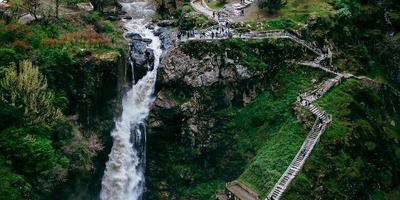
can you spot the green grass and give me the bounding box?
[205,0,227,10]
[217,66,333,197]
[281,78,400,199]
[244,0,335,31]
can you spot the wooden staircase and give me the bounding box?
[268,111,331,199]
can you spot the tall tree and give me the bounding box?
[0,60,62,125]
[258,0,287,14]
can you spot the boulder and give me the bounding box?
[155,27,175,50]
[128,33,155,80]
[157,20,177,27]
[146,23,155,29]
[142,38,153,44]
[105,15,121,21]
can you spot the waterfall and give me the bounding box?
[100,0,162,199]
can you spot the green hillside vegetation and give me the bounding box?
[149,0,400,199]
[282,78,400,199]
[230,67,333,197]
[0,6,124,199]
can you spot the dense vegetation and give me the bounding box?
[282,78,400,199]
[147,38,329,199]
[148,0,400,199]
[0,0,399,199]
[0,4,124,199]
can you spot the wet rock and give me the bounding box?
[142,38,153,44]
[145,48,155,70]
[128,32,155,80]
[105,15,121,21]
[155,27,176,50]
[130,40,146,54]
[157,20,177,27]
[146,23,155,29]
[127,32,142,40]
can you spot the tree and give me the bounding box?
[21,0,40,19]
[90,0,107,13]
[54,0,60,18]
[0,60,62,125]
[258,0,287,14]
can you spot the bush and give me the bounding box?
[0,48,17,67]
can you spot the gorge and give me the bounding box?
[100,0,162,200]
[0,0,399,199]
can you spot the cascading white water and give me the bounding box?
[100,1,162,200]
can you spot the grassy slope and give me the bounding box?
[218,66,333,197]
[281,79,400,199]
[223,0,335,30]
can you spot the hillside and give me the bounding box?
[0,0,126,199]
[147,0,400,199]
[0,0,399,199]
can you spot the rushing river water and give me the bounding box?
[100,1,162,199]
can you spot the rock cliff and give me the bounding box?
[145,39,286,198]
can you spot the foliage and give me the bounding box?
[103,20,119,43]
[0,158,32,200]
[0,4,121,199]
[40,25,112,49]
[84,11,101,24]
[181,38,303,71]
[282,79,400,199]
[205,0,227,10]
[89,0,108,13]
[61,126,104,172]
[230,67,331,196]
[333,0,361,22]
[0,60,62,126]
[258,0,287,13]
[0,48,17,67]
[21,0,41,19]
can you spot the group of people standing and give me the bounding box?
[176,29,196,40]
[177,20,234,40]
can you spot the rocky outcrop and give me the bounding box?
[149,44,274,144]
[146,41,276,199]
[150,44,272,146]
[126,32,155,81]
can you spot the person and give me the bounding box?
[241,9,244,16]
[211,32,214,39]
[177,31,181,40]
[213,11,215,18]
